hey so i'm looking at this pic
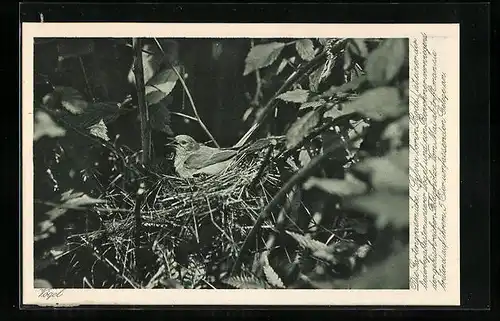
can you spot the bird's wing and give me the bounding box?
[184,148,237,170]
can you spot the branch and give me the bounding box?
[234,38,348,148]
[153,38,220,148]
[231,131,362,275]
[171,111,198,122]
[132,37,152,165]
[78,56,95,103]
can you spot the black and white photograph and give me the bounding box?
[22,22,460,306]
[31,35,410,291]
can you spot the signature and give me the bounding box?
[38,288,66,300]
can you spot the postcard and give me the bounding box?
[22,23,459,306]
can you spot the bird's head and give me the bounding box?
[174,135,200,153]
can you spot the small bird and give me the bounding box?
[173,135,238,178]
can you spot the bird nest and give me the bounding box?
[80,138,289,288]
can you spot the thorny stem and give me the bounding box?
[231,131,362,276]
[153,38,220,148]
[133,37,152,165]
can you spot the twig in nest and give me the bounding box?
[231,132,363,276]
[153,38,220,148]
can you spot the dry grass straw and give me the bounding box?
[77,138,287,287]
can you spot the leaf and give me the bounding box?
[285,109,321,150]
[343,44,353,70]
[34,279,53,289]
[300,100,325,110]
[323,75,367,97]
[341,87,403,121]
[354,152,408,192]
[145,67,181,105]
[295,39,315,61]
[318,38,328,46]
[45,190,106,221]
[323,105,347,120]
[344,191,409,229]
[346,119,370,151]
[33,111,66,141]
[35,220,56,242]
[145,91,169,106]
[286,231,329,252]
[386,148,409,173]
[159,278,184,289]
[351,39,369,58]
[366,38,406,86]
[309,65,325,93]
[223,275,269,289]
[128,43,164,85]
[382,115,409,149]
[262,252,285,288]
[88,119,110,141]
[336,245,409,289]
[276,59,288,75]
[355,244,371,259]
[298,149,312,167]
[150,102,173,135]
[54,87,88,115]
[312,249,339,265]
[243,42,285,76]
[277,89,309,103]
[303,173,368,197]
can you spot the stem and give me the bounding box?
[231,131,362,275]
[153,38,220,148]
[132,37,152,165]
[78,56,95,102]
[171,111,198,122]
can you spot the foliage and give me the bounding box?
[32,37,409,290]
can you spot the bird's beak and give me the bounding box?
[165,137,177,148]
